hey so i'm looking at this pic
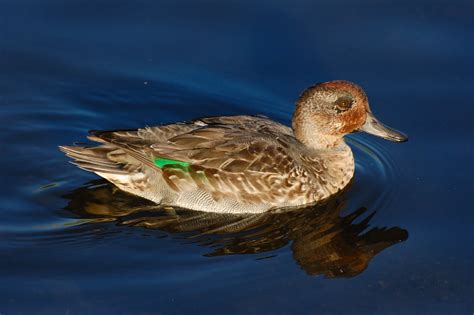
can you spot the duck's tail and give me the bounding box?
[60,143,156,199]
[59,144,129,175]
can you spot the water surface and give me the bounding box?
[1,0,473,314]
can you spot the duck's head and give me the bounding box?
[293,80,408,149]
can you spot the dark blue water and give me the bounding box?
[1,0,473,314]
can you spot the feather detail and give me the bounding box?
[60,115,355,213]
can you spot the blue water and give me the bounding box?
[1,0,473,314]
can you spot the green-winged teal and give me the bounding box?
[60,80,407,213]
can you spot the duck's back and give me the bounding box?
[60,115,345,213]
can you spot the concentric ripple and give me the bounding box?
[346,135,401,211]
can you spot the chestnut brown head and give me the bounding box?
[293,80,407,148]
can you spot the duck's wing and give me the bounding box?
[90,115,305,204]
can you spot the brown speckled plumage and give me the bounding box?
[60,80,407,213]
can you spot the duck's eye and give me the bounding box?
[334,97,353,113]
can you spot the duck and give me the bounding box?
[60,80,407,213]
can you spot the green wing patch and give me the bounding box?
[154,157,190,169]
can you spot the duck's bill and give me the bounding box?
[360,112,408,142]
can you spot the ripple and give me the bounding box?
[347,135,400,210]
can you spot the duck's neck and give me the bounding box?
[292,115,355,197]
[292,119,342,150]
[295,130,343,150]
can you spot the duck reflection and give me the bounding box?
[63,180,408,278]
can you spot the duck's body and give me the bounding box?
[61,81,406,213]
[62,115,354,213]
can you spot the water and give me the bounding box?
[1,0,473,314]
